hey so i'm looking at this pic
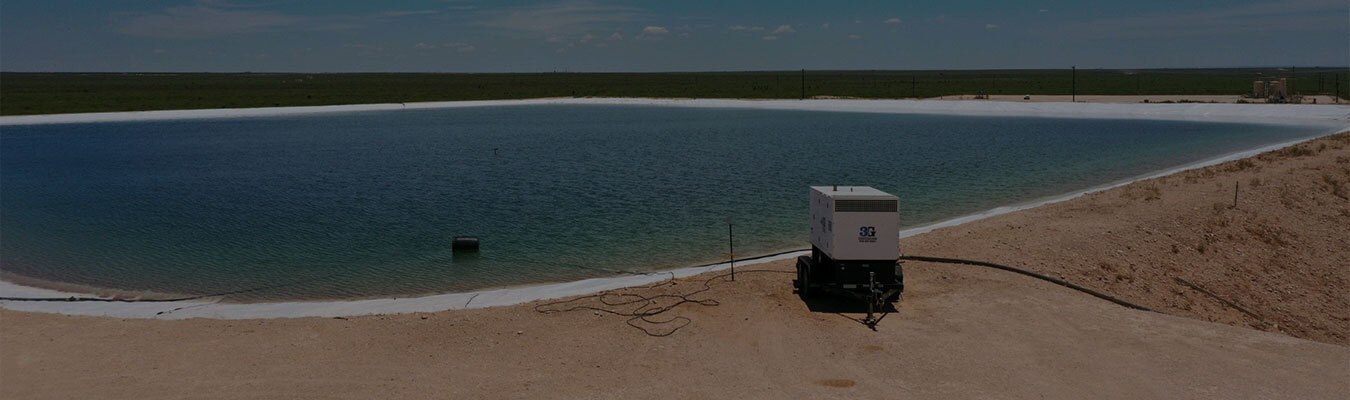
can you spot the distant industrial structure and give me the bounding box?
[1252,78,1299,103]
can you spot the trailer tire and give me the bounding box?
[801,272,814,298]
[796,256,816,298]
[887,263,904,303]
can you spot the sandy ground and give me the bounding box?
[2,133,1348,398]
[932,94,1346,104]
[906,132,1350,345]
[3,266,1344,399]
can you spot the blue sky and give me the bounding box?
[1,0,1346,72]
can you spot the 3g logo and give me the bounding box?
[858,226,876,237]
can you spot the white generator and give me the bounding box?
[796,186,904,309]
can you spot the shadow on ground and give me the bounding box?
[796,291,901,330]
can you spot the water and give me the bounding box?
[0,105,1324,300]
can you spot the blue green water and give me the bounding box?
[0,106,1324,300]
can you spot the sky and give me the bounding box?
[1,0,1346,72]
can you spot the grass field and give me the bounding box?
[2,68,1346,115]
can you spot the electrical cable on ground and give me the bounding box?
[533,268,793,337]
[899,255,1154,312]
[1,248,1155,333]
[536,251,1155,337]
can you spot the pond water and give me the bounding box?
[0,105,1323,300]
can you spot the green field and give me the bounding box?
[2,68,1346,115]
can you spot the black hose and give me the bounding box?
[2,248,1154,330]
[535,251,1155,337]
[899,255,1154,312]
[682,249,1154,313]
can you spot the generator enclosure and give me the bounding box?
[797,185,903,306]
[809,186,900,261]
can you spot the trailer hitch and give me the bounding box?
[864,271,879,329]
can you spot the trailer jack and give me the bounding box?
[861,271,903,329]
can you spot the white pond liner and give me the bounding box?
[2,98,1346,319]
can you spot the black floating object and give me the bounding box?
[452,236,480,252]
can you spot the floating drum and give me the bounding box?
[452,236,480,251]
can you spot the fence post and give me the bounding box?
[1072,66,1076,102]
[728,216,735,281]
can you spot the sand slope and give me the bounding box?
[2,134,1348,399]
[907,132,1350,345]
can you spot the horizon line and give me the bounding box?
[3,66,1348,75]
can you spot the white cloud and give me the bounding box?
[113,1,356,38]
[1064,0,1342,38]
[345,43,384,52]
[112,1,453,39]
[113,1,438,39]
[847,34,862,40]
[772,24,795,34]
[821,22,830,29]
[380,10,438,18]
[884,17,901,25]
[1039,9,1049,13]
[608,32,624,41]
[636,26,668,40]
[762,35,778,41]
[416,41,475,52]
[579,33,595,43]
[985,24,999,30]
[477,2,645,34]
[443,1,477,12]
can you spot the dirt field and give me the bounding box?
[2,133,1347,399]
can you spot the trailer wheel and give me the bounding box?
[800,272,814,298]
[796,256,816,298]
[887,263,904,303]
